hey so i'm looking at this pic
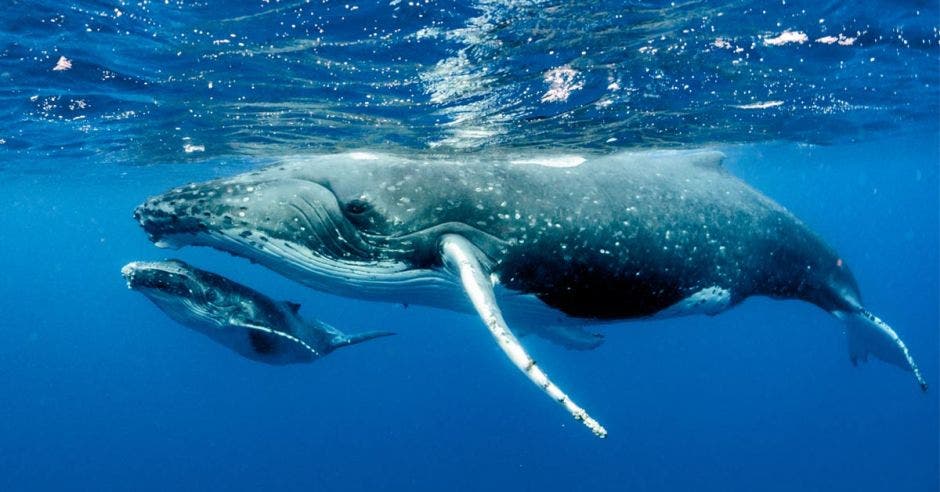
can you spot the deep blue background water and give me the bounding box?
[1,1,938,491]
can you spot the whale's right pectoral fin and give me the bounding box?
[440,233,607,438]
[839,309,927,392]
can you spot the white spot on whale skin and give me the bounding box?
[510,156,586,168]
[654,286,732,319]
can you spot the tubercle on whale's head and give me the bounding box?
[133,196,207,248]
[132,173,373,255]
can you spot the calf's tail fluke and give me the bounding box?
[836,309,927,392]
[332,331,395,349]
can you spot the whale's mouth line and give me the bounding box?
[139,216,509,305]
[147,226,458,303]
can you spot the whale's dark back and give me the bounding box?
[404,151,858,319]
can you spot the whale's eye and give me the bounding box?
[345,198,371,215]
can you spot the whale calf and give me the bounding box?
[122,259,392,364]
[134,150,926,437]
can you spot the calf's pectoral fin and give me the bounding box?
[439,233,608,438]
[836,309,927,392]
[235,321,322,358]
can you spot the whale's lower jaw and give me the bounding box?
[152,229,469,307]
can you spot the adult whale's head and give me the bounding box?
[133,152,500,298]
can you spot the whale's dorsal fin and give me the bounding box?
[440,233,607,438]
[687,150,725,172]
[280,301,302,314]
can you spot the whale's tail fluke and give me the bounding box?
[332,331,395,350]
[304,318,394,355]
[835,309,927,392]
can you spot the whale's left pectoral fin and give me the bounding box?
[839,309,927,392]
[440,233,607,438]
[235,321,324,359]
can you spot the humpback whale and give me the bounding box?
[133,150,926,437]
[122,259,392,364]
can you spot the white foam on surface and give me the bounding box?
[541,65,583,103]
[763,30,808,46]
[816,34,856,46]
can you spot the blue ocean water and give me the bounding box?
[0,1,938,491]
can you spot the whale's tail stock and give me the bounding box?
[833,308,928,392]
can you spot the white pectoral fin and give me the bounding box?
[235,321,321,358]
[439,234,608,438]
[838,309,927,392]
